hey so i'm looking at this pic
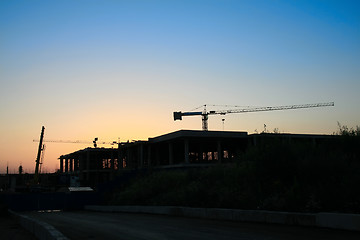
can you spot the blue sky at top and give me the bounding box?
[0,0,359,172]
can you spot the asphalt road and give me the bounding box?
[0,215,36,240]
[24,210,360,240]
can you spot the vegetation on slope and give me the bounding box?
[110,125,360,213]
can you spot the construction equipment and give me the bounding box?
[33,138,117,148]
[34,126,45,184]
[174,102,334,131]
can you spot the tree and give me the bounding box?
[336,122,360,136]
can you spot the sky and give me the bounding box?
[0,0,359,174]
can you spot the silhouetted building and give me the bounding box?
[58,130,336,187]
[59,148,119,187]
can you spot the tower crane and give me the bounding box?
[173,102,334,131]
[34,126,45,184]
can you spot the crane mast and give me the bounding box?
[174,102,334,131]
[34,126,45,184]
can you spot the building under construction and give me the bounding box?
[58,129,335,187]
[58,102,337,187]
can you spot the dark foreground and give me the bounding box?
[0,215,36,240]
[24,210,360,240]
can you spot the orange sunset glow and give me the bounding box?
[1,1,359,173]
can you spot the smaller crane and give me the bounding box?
[174,102,334,131]
[33,138,118,148]
[34,126,45,184]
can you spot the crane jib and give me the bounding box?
[173,102,334,130]
[222,102,335,114]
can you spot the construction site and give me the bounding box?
[1,102,337,191]
[58,129,337,188]
[55,102,336,188]
[1,100,360,226]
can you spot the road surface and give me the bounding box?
[24,210,360,240]
[1,215,36,240]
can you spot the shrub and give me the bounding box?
[110,132,360,213]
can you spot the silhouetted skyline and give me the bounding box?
[0,0,359,173]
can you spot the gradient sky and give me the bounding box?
[1,0,359,173]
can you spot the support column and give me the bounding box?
[155,147,160,166]
[110,150,115,180]
[119,148,124,169]
[139,144,144,168]
[79,155,84,182]
[184,139,189,164]
[197,151,201,162]
[111,151,115,170]
[119,148,125,169]
[199,145,203,162]
[74,159,78,171]
[127,148,131,168]
[217,141,222,163]
[77,158,80,171]
[60,158,64,173]
[86,150,90,181]
[65,159,69,172]
[147,145,152,167]
[79,155,84,171]
[168,143,173,165]
[70,159,73,172]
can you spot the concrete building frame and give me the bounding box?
[58,130,336,187]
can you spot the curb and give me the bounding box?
[85,205,360,231]
[8,210,69,240]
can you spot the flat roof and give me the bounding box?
[59,147,118,158]
[149,130,248,143]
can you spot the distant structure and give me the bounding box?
[34,126,45,184]
[59,147,119,187]
[58,130,335,187]
[174,102,334,131]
